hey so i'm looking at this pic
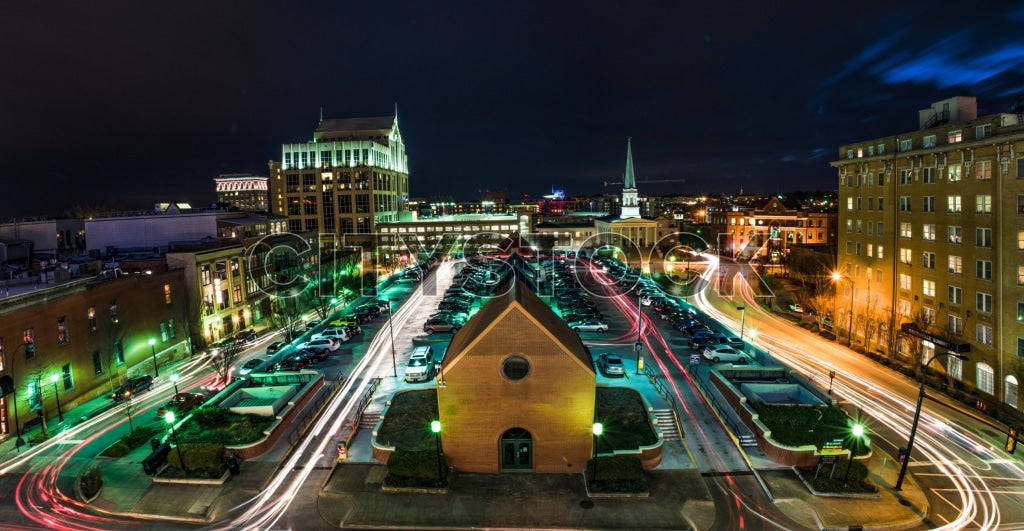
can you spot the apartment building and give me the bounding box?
[831,96,1024,409]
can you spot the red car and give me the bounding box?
[157,392,206,417]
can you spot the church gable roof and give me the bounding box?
[443,280,594,373]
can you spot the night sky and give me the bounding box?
[3,1,1023,218]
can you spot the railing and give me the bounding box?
[286,383,335,446]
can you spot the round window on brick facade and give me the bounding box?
[501,355,530,381]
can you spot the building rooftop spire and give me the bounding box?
[623,137,636,190]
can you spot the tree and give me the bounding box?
[208,342,243,387]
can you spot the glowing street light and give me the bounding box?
[165,411,189,473]
[431,420,443,486]
[170,373,180,396]
[591,422,603,487]
[843,423,865,486]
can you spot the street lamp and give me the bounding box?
[49,374,64,424]
[737,306,746,340]
[591,422,603,487]
[148,337,159,377]
[170,373,180,396]
[431,420,443,486]
[123,389,135,434]
[165,411,189,473]
[843,423,865,486]
[831,272,854,347]
[895,352,969,490]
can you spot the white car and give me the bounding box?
[569,319,609,332]
[702,345,748,363]
[301,337,340,352]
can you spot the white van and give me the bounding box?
[314,327,350,343]
[403,346,435,382]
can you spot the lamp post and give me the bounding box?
[895,352,969,490]
[843,423,865,486]
[165,411,189,473]
[170,373,180,396]
[431,420,443,486]
[737,306,746,340]
[388,299,397,378]
[124,389,135,434]
[591,422,603,487]
[148,338,159,377]
[49,374,64,424]
[831,272,854,346]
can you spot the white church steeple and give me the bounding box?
[620,137,641,219]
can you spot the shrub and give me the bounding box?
[79,465,103,499]
[29,429,51,444]
[101,441,132,458]
[178,409,274,445]
[387,448,443,479]
[797,459,874,493]
[122,425,161,449]
[166,442,227,479]
[752,403,869,455]
[587,454,648,493]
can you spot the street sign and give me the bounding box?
[634,341,643,352]
[689,354,701,365]
[821,438,844,455]
[818,455,838,465]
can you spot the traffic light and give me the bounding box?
[897,447,907,462]
[1007,427,1017,454]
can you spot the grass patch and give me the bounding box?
[100,424,162,457]
[177,408,275,445]
[587,454,648,493]
[595,387,658,449]
[751,403,868,456]
[376,390,439,451]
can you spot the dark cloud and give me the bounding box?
[1,1,1021,218]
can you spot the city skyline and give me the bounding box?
[3,1,1024,218]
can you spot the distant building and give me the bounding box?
[594,139,658,254]
[831,96,1024,409]
[0,218,85,259]
[166,244,253,345]
[214,174,269,212]
[84,205,218,257]
[707,196,836,262]
[268,113,410,240]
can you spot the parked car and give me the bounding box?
[297,348,328,364]
[238,357,265,375]
[315,327,351,343]
[788,303,804,313]
[423,318,463,334]
[725,337,745,349]
[265,341,285,355]
[702,345,748,363]
[276,356,312,371]
[690,332,728,351]
[597,353,625,376]
[157,392,205,417]
[302,337,340,353]
[569,319,609,332]
[404,346,436,382]
[235,329,258,344]
[111,374,154,401]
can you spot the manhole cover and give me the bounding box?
[580,500,595,509]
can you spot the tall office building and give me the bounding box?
[268,114,410,241]
[831,96,1024,409]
